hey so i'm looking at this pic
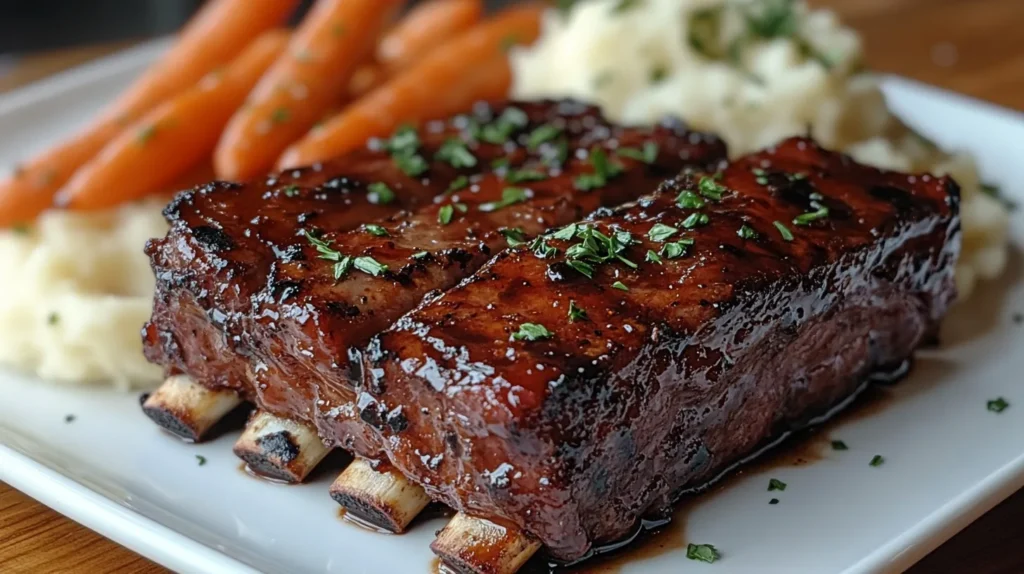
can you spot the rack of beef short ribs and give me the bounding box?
[333,136,960,572]
[140,101,727,499]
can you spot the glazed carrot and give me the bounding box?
[377,0,484,74]
[0,0,296,227]
[214,0,404,181]
[59,31,291,211]
[278,5,543,169]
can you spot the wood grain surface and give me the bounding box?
[1,1,1022,573]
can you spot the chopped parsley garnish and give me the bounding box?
[481,187,529,212]
[412,251,430,260]
[698,175,726,201]
[688,8,724,59]
[767,478,787,491]
[612,281,629,291]
[11,223,30,235]
[270,107,290,124]
[47,312,59,326]
[648,223,679,243]
[676,190,706,209]
[505,168,548,184]
[568,300,587,322]
[500,227,528,246]
[745,0,799,39]
[64,414,75,423]
[686,543,720,564]
[447,175,469,193]
[367,182,395,205]
[592,71,614,89]
[988,397,1010,413]
[773,220,794,241]
[649,65,668,84]
[574,147,623,191]
[436,138,477,169]
[646,249,663,264]
[394,151,429,178]
[769,498,780,505]
[282,184,300,197]
[793,205,830,226]
[543,138,570,168]
[500,34,521,52]
[438,205,456,225]
[682,212,710,229]
[491,157,511,170]
[195,455,207,466]
[659,239,694,259]
[611,0,642,14]
[512,322,553,342]
[552,223,578,241]
[386,126,429,177]
[556,225,638,277]
[481,107,529,144]
[869,455,885,467]
[530,236,560,259]
[527,124,562,151]
[363,224,389,237]
[616,142,659,164]
[333,257,353,280]
[137,125,157,144]
[737,224,758,239]
[831,440,849,451]
[353,256,388,277]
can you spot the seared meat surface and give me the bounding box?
[143,101,727,425]
[340,138,961,561]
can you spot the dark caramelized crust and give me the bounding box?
[341,138,961,561]
[142,100,728,424]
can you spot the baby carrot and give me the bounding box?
[277,4,543,169]
[377,0,484,74]
[214,0,404,181]
[59,31,291,211]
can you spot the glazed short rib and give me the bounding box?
[341,137,961,562]
[142,100,727,434]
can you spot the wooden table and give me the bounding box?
[1,1,1022,572]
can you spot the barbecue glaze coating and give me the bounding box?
[344,138,961,561]
[143,101,727,425]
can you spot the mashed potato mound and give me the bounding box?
[512,0,1011,300]
[0,201,167,389]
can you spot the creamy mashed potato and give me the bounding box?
[0,201,167,389]
[512,0,1011,300]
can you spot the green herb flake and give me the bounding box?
[682,212,710,229]
[512,322,553,342]
[686,543,720,564]
[616,141,659,164]
[737,224,758,240]
[649,65,668,84]
[568,301,587,322]
[567,259,594,278]
[11,223,30,235]
[367,182,395,205]
[438,205,456,225]
[506,168,548,184]
[988,397,1010,413]
[646,249,663,264]
[303,229,344,262]
[63,414,75,423]
[767,478,787,492]
[745,0,799,39]
[281,184,300,198]
[481,187,529,212]
[481,107,529,144]
[436,138,477,169]
[659,239,694,259]
[676,190,706,210]
[137,125,157,144]
[612,0,642,14]
[592,71,614,89]
[500,34,521,52]
[353,256,389,277]
[648,223,679,243]
[769,498,780,505]
[793,206,830,226]
[394,151,429,178]
[574,147,623,191]
[500,227,528,247]
[831,440,849,451]
[47,312,59,326]
[612,281,629,291]
[270,107,291,124]
[527,124,561,151]
[412,251,430,260]
[773,220,794,241]
[698,175,726,201]
[551,223,578,241]
[447,175,469,193]
[869,455,885,467]
[195,455,207,466]
[333,257,353,280]
[363,224,389,237]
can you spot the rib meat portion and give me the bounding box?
[340,137,961,561]
[143,100,728,425]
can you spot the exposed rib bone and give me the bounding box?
[232,411,330,483]
[329,458,431,533]
[431,512,541,574]
[141,375,242,442]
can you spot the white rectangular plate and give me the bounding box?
[1,41,1023,574]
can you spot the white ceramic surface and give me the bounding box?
[1,41,1023,574]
